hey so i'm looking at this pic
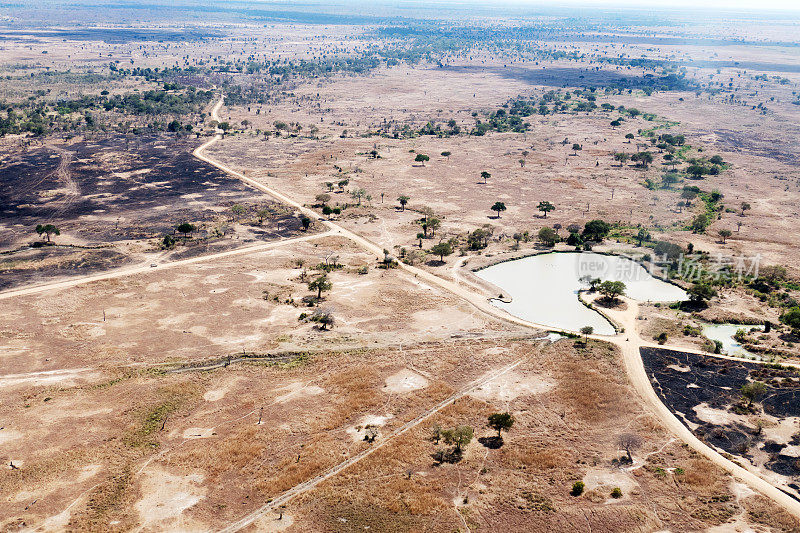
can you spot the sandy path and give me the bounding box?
[0,230,332,301]
[7,94,800,529]
[200,94,800,526]
[604,299,800,519]
[217,352,531,533]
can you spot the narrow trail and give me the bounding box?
[6,94,800,529]
[0,230,332,301]
[604,300,800,518]
[217,353,531,533]
[197,94,800,526]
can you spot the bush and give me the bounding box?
[571,481,585,496]
[611,487,623,499]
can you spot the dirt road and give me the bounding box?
[604,300,800,517]
[199,94,800,526]
[217,351,534,533]
[0,231,332,301]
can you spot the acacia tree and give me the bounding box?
[741,381,767,409]
[397,195,409,211]
[430,241,453,262]
[480,171,491,184]
[537,201,555,218]
[441,151,451,160]
[741,202,751,216]
[491,202,506,218]
[598,280,626,301]
[718,229,732,243]
[308,274,332,300]
[35,224,60,242]
[580,325,594,342]
[617,433,642,463]
[442,425,473,455]
[414,153,429,166]
[487,412,515,439]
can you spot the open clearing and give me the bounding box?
[2,3,800,532]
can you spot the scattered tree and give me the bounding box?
[580,325,593,342]
[598,280,626,301]
[491,201,506,218]
[442,425,473,454]
[687,282,717,305]
[176,222,195,238]
[780,306,800,335]
[636,228,650,247]
[350,188,367,206]
[397,195,409,211]
[538,226,559,246]
[582,219,611,242]
[718,228,732,243]
[480,171,491,184]
[741,381,767,409]
[230,204,246,221]
[430,240,454,262]
[414,153,430,165]
[35,223,60,242]
[613,152,629,166]
[308,274,332,300]
[537,200,555,218]
[487,412,515,439]
[617,433,642,463]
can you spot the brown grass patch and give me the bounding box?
[502,442,571,471]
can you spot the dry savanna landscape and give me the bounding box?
[2,0,800,531]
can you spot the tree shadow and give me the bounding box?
[425,259,446,267]
[478,436,504,449]
[431,448,463,465]
[676,300,708,312]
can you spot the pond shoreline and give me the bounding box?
[468,246,688,294]
[470,250,686,335]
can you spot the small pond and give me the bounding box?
[475,252,687,335]
[702,323,765,358]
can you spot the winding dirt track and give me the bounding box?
[5,94,799,529]
[196,96,800,527]
[0,231,332,301]
[193,96,800,532]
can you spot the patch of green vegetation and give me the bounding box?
[124,390,192,448]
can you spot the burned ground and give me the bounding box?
[642,346,800,496]
[0,135,300,250]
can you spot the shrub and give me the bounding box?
[571,481,585,496]
[611,487,623,499]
